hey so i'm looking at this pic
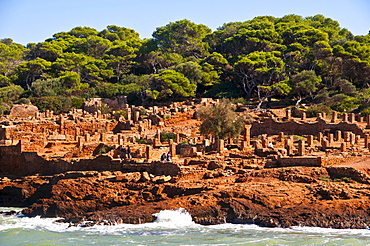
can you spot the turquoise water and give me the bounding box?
[1,207,370,246]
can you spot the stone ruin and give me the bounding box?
[1,100,370,179]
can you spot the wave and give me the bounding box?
[1,207,370,237]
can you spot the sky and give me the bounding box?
[0,0,369,46]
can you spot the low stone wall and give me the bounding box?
[276,156,322,167]
[251,118,364,137]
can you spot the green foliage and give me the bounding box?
[159,132,176,142]
[0,85,24,104]
[153,70,196,99]
[70,97,85,109]
[98,103,111,114]
[136,138,147,144]
[330,95,360,112]
[305,104,332,117]
[0,15,368,110]
[31,96,71,114]
[292,70,321,97]
[361,107,370,116]
[198,98,244,139]
[32,78,66,97]
[113,110,127,120]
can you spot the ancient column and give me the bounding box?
[298,140,305,156]
[349,113,355,123]
[156,129,161,142]
[307,135,314,147]
[336,130,342,142]
[169,142,177,158]
[349,133,355,146]
[340,142,346,152]
[365,134,369,149]
[301,112,306,121]
[217,139,225,153]
[146,145,152,160]
[317,113,322,121]
[244,125,251,144]
[133,110,140,123]
[331,111,337,123]
[261,136,269,148]
[342,113,348,122]
[322,112,326,120]
[344,132,350,142]
[279,132,285,142]
[286,109,291,120]
[329,134,334,145]
[318,132,324,145]
[355,135,361,145]
[100,133,106,142]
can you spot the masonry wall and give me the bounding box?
[251,118,364,137]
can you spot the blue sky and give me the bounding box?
[0,0,369,45]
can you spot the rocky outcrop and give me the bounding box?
[2,165,370,229]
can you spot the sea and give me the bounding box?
[1,207,370,246]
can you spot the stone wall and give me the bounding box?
[276,156,322,167]
[251,118,364,137]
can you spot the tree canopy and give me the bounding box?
[0,15,369,114]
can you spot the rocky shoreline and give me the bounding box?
[2,163,370,229]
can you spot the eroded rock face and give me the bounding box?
[2,166,370,229]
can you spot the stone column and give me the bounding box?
[336,130,342,142]
[77,136,84,148]
[146,145,152,160]
[307,135,314,147]
[342,113,348,122]
[331,111,337,123]
[318,132,324,145]
[349,113,355,123]
[344,132,350,142]
[241,140,249,150]
[355,135,361,145]
[349,133,355,145]
[156,129,161,142]
[244,125,251,144]
[133,110,140,123]
[261,136,269,148]
[279,132,285,142]
[317,113,322,121]
[217,139,225,153]
[169,142,177,157]
[298,140,305,156]
[286,109,291,120]
[286,144,293,156]
[100,133,106,142]
[301,112,306,121]
[365,134,369,149]
[340,142,347,152]
[329,134,334,145]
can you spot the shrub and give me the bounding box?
[305,104,332,117]
[159,132,176,142]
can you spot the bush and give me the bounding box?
[113,110,127,120]
[305,104,332,117]
[329,95,360,112]
[31,96,72,114]
[361,107,370,116]
[159,132,176,142]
